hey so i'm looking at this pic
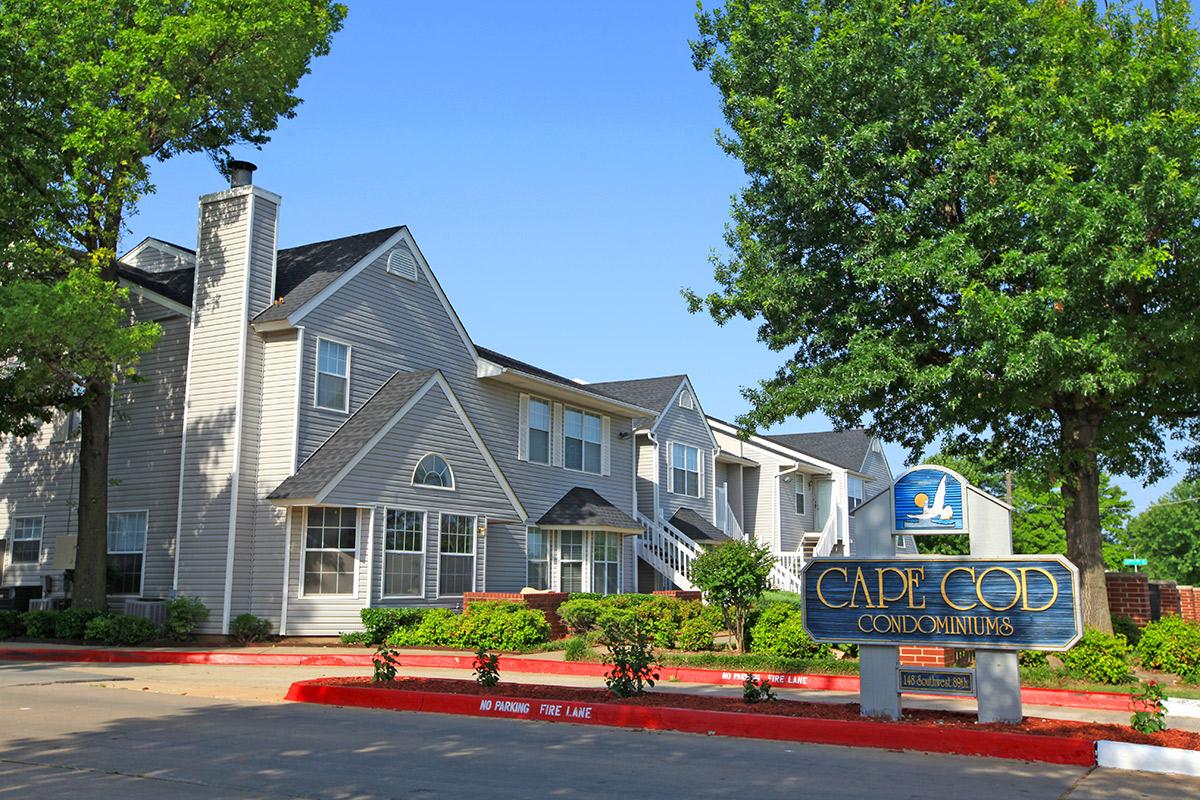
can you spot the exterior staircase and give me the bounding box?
[635,511,704,592]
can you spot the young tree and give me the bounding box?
[689,0,1200,631]
[0,1,346,608]
[690,540,775,651]
[1124,479,1200,585]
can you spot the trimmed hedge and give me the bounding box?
[0,610,24,639]
[1136,616,1200,677]
[230,613,273,644]
[21,609,58,638]
[1059,629,1132,685]
[83,613,158,646]
[385,602,550,650]
[54,607,108,640]
[748,603,828,659]
[163,597,209,641]
[360,607,428,644]
[556,594,723,651]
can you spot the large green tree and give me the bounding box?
[688,0,1200,631]
[0,0,346,608]
[1123,479,1200,584]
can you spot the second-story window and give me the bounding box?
[316,339,350,412]
[413,454,454,489]
[795,476,806,514]
[670,443,700,497]
[528,397,551,464]
[564,407,601,474]
[848,476,865,510]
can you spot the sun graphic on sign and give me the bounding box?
[913,492,929,508]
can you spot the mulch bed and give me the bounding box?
[315,676,1200,751]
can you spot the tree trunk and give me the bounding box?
[73,376,112,610]
[1060,411,1112,634]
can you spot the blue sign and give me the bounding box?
[893,466,967,533]
[898,667,975,696]
[801,556,1082,651]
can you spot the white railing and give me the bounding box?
[813,512,838,558]
[636,511,704,591]
[770,551,804,594]
[715,486,746,541]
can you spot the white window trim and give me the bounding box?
[297,506,361,599]
[106,509,149,597]
[380,507,426,600]
[313,336,352,414]
[525,526,550,590]
[562,406,604,475]
[386,246,419,281]
[9,515,45,566]
[591,530,622,596]
[436,511,478,599]
[678,390,694,410]
[667,442,702,498]
[411,452,456,491]
[522,395,553,466]
[546,529,622,595]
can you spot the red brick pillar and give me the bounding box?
[1153,581,1182,618]
[1179,587,1197,623]
[898,647,959,667]
[1105,572,1151,625]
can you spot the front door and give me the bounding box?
[813,479,833,531]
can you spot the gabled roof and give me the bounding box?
[763,429,875,473]
[536,487,642,534]
[669,508,730,544]
[116,262,196,308]
[475,346,657,417]
[588,375,687,414]
[476,346,584,392]
[254,226,404,322]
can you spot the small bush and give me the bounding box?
[460,602,549,650]
[1060,629,1132,685]
[1130,680,1168,735]
[749,604,828,659]
[836,643,859,659]
[563,636,595,662]
[1018,650,1049,668]
[677,615,718,651]
[473,647,501,687]
[742,673,777,703]
[104,614,158,646]
[340,630,372,645]
[557,598,605,635]
[1136,616,1200,677]
[373,643,400,682]
[163,597,209,641]
[230,613,272,644]
[1111,614,1142,647]
[360,607,428,645]
[603,620,659,697]
[387,608,464,647]
[21,609,59,638]
[83,614,116,641]
[0,610,24,639]
[54,607,108,640]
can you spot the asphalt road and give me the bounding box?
[1,661,1198,799]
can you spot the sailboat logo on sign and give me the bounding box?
[893,466,967,533]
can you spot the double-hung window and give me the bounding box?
[315,339,350,412]
[795,476,806,514]
[106,511,147,595]
[526,527,549,590]
[848,477,865,511]
[383,509,424,597]
[671,443,700,497]
[527,398,551,464]
[559,531,584,593]
[304,507,358,595]
[564,407,601,473]
[592,532,621,595]
[438,513,476,595]
[10,517,43,564]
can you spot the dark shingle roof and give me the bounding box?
[764,429,873,472]
[254,226,404,322]
[117,262,196,307]
[536,487,643,533]
[475,346,584,391]
[669,508,729,544]
[269,369,438,500]
[587,376,686,415]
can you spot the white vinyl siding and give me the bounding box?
[848,476,865,511]
[10,516,43,565]
[526,527,549,590]
[383,509,424,598]
[563,407,602,474]
[669,443,701,497]
[438,513,476,596]
[107,510,147,595]
[302,507,358,596]
[315,338,350,412]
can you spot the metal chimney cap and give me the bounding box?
[228,160,257,187]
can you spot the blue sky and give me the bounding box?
[122,1,1190,512]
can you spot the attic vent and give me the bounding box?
[386,245,418,281]
[679,390,694,410]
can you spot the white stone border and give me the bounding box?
[1166,697,1200,719]
[1096,740,1200,777]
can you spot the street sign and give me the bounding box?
[802,555,1083,651]
[1123,558,1147,567]
[898,667,975,697]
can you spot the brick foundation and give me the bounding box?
[462,592,571,640]
[898,647,961,667]
[1105,572,1151,625]
[653,590,702,602]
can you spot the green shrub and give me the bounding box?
[473,647,501,687]
[690,539,775,651]
[83,613,116,641]
[54,607,108,640]
[0,610,24,639]
[677,615,719,651]
[340,630,372,645]
[360,607,428,644]
[742,673,777,703]
[1111,614,1142,647]
[749,604,828,659]
[21,609,58,638]
[604,619,659,697]
[1018,650,1049,668]
[1136,616,1200,677]
[557,598,605,635]
[1130,680,1168,734]
[1060,629,1132,685]
[105,614,158,646]
[563,636,595,662]
[460,602,549,650]
[603,593,657,609]
[373,643,400,682]
[567,592,601,602]
[836,643,859,659]
[388,608,464,647]
[230,613,272,644]
[163,597,209,641]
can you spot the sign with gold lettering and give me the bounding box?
[802,556,1082,651]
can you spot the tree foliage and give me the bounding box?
[689,0,1200,630]
[690,539,775,652]
[1123,479,1200,585]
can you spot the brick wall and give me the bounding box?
[1106,572,1151,625]
[1180,586,1199,623]
[899,647,959,667]
[653,590,702,602]
[1152,581,1182,618]
[463,592,571,640]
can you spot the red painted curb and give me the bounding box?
[0,646,1134,712]
[284,679,1098,766]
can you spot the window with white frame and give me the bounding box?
[795,476,807,514]
[670,443,700,497]
[526,527,549,590]
[10,516,43,564]
[679,389,694,410]
[413,454,453,489]
[848,477,865,511]
[438,513,476,595]
[383,509,424,597]
[592,532,621,595]
[564,407,602,473]
[527,397,551,465]
[315,339,350,411]
[106,511,147,594]
[559,531,584,593]
[303,507,358,595]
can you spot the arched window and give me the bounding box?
[413,454,454,489]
